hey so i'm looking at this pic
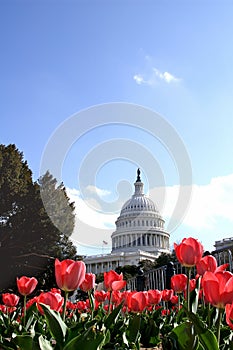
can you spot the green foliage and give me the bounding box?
[0,144,77,290]
[115,265,138,280]
[153,252,178,269]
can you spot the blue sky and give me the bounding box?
[1,1,233,255]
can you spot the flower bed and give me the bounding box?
[0,237,233,349]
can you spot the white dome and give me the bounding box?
[120,194,157,216]
[111,169,170,255]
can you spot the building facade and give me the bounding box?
[84,169,170,274]
[214,237,233,251]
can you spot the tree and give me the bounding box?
[0,144,78,291]
[115,265,138,280]
[138,259,155,272]
[153,252,178,269]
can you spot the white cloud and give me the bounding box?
[67,187,116,230]
[85,185,111,197]
[153,69,180,83]
[133,74,145,85]
[149,174,233,230]
[133,67,180,86]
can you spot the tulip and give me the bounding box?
[202,271,233,309]
[147,289,162,305]
[0,305,7,313]
[128,291,148,312]
[174,237,204,267]
[2,293,19,307]
[94,290,107,303]
[161,289,174,302]
[171,295,179,305]
[119,290,132,306]
[171,274,187,293]
[225,303,233,330]
[196,255,229,276]
[189,278,196,292]
[203,271,233,345]
[76,300,87,312]
[111,291,122,306]
[55,259,86,292]
[17,276,38,296]
[37,291,64,314]
[55,258,86,320]
[104,270,126,291]
[196,255,217,275]
[26,296,37,310]
[80,273,96,292]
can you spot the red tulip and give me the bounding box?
[55,258,86,292]
[111,291,122,305]
[189,278,196,292]
[17,276,38,296]
[26,296,37,309]
[2,293,20,307]
[161,309,170,316]
[128,291,148,312]
[171,274,187,293]
[174,237,204,267]
[112,280,127,291]
[76,300,87,312]
[202,271,233,309]
[161,289,174,302]
[80,273,96,292]
[196,255,218,275]
[37,291,63,314]
[94,290,107,303]
[119,290,132,306]
[216,263,229,272]
[104,270,126,291]
[171,295,179,304]
[0,305,7,313]
[225,303,233,330]
[147,289,162,305]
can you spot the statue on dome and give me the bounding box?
[136,168,141,182]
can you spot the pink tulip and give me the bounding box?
[55,258,86,292]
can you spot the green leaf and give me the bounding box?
[40,303,67,345]
[63,327,105,350]
[127,314,141,344]
[187,311,219,350]
[104,302,123,329]
[171,321,198,350]
[38,335,53,350]
[14,335,33,350]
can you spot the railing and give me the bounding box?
[126,248,233,291]
[212,249,233,271]
[127,266,166,291]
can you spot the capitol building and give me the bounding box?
[84,169,170,274]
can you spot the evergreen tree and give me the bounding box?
[0,144,78,291]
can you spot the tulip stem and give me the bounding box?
[23,295,27,327]
[108,291,112,314]
[207,303,211,328]
[88,290,94,319]
[216,308,223,345]
[62,291,68,320]
[186,267,191,312]
[178,294,181,310]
